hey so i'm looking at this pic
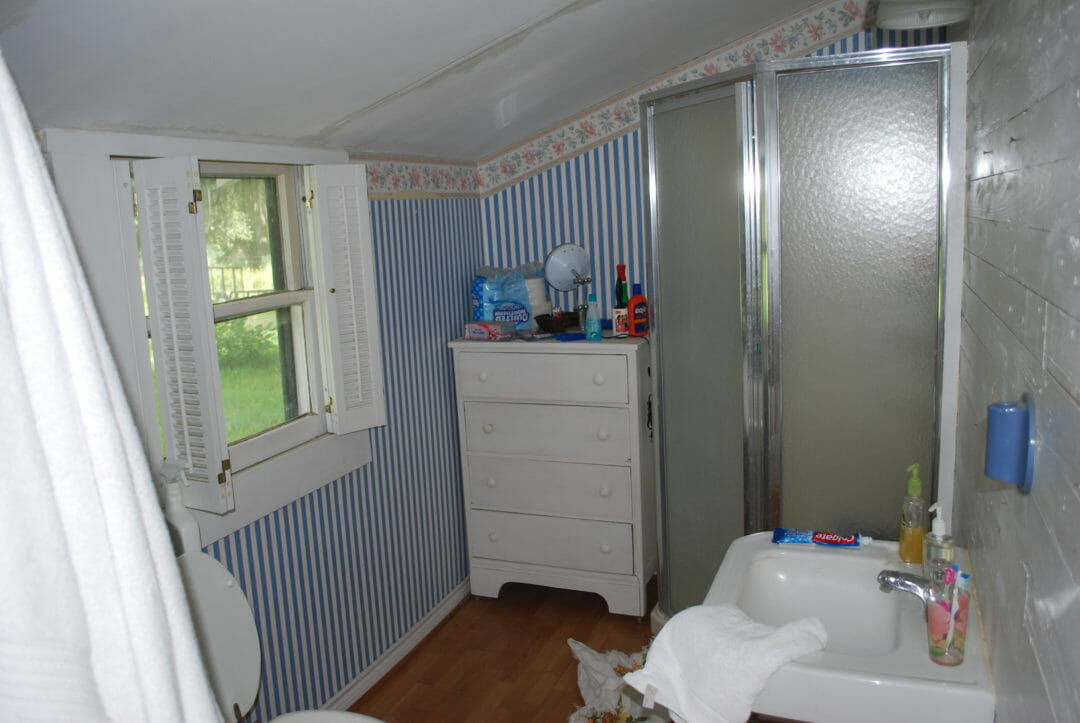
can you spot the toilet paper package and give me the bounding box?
[470,265,537,331]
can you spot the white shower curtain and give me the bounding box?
[0,51,222,722]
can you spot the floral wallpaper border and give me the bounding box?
[355,159,481,198]
[359,0,868,198]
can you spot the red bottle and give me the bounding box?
[627,283,649,337]
[614,264,630,307]
[613,264,630,338]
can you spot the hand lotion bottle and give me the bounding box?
[923,502,955,586]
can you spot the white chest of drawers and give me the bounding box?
[449,338,657,616]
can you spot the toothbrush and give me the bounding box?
[944,564,960,647]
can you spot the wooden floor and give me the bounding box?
[349,581,656,722]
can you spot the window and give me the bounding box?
[198,162,322,469]
[133,157,385,514]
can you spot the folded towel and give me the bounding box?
[623,604,826,723]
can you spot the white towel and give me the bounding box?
[0,51,221,721]
[623,604,826,723]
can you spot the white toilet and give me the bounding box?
[178,552,384,722]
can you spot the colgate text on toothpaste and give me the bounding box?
[771,527,870,547]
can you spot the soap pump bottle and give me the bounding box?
[585,293,602,341]
[898,463,927,564]
[923,502,955,586]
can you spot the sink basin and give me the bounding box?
[704,532,994,723]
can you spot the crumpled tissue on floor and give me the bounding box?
[567,638,668,723]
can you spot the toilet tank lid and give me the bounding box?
[177,552,261,720]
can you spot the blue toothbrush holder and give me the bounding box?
[984,393,1036,493]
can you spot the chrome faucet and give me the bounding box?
[877,570,933,606]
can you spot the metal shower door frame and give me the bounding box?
[640,43,965,610]
[641,68,763,618]
[754,44,962,527]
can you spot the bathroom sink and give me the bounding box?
[704,532,994,723]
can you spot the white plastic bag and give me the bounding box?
[567,638,667,722]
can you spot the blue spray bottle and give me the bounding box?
[585,293,602,341]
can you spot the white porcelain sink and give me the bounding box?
[704,532,994,723]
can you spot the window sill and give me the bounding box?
[192,428,373,545]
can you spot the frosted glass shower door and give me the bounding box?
[772,61,941,538]
[651,89,745,614]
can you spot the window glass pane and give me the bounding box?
[217,308,306,443]
[202,176,285,302]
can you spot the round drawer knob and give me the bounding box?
[482,423,495,434]
[478,370,490,382]
[596,429,610,441]
[488,532,500,543]
[485,477,497,488]
[593,373,606,386]
[600,542,612,554]
[599,486,612,498]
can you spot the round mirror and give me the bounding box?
[544,244,591,292]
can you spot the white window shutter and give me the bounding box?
[308,163,387,433]
[134,157,234,514]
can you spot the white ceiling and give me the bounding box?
[0,0,819,161]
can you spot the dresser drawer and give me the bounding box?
[468,456,633,521]
[469,510,633,574]
[463,402,630,463]
[455,352,628,403]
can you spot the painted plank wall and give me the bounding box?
[206,198,479,720]
[956,0,1080,720]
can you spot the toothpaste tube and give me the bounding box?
[465,321,517,341]
[771,527,872,547]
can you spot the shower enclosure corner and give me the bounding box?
[643,45,966,616]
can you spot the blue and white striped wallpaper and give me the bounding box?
[481,130,646,314]
[810,26,947,55]
[207,198,480,720]
[199,26,946,722]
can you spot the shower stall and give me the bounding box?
[642,46,967,615]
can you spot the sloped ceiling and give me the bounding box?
[0,0,820,161]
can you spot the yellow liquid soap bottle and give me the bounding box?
[898,463,927,564]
